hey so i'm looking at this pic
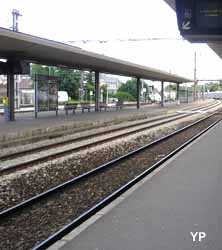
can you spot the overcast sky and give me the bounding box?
[1,0,222,82]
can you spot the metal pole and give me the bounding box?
[194,51,197,101]
[136,77,141,109]
[203,83,205,101]
[7,70,15,121]
[95,71,100,112]
[169,83,171,102]
[161,81,164,107]
[141,80,144,103]
[187,84,189,103]
[80,71,84,102]
[56,82,58,116]
[200,82,204,101]
[12,9,22,32]
[106,86,108,105]
[35,74,38,118]
[176,83,180,101]
[147,84,149,103]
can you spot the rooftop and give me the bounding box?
[0,27,192,83]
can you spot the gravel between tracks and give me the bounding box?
[0,114,208,211]
[0,101,218,159]
[0,114,221,250]
[0,113,180,159]
[0,105,179,149]
[0,101,214,150]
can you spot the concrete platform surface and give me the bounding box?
[0,101,209,137]
[54,120,222,250]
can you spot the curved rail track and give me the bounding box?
[0,111,221,250]
[0,101,217,161]
[0,101,220,175]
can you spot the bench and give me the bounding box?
[116,100,124,110]
[81,103,91,113]
[99,102,108,111]
[64,103,78,115]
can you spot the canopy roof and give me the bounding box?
[164,0,222,60]
[0,27,191,83]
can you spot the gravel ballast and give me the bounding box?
[0,114,221,250]
[0,101,215,149]
[0,114,210,211]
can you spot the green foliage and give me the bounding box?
[80,100,94,104]
[31,64,82,100]
[206,82,221,92]
[118,78,150,101]
[115,91,135,101]
[67,99,79,104]
[164,84,176,91]
[118,79,137,99]
[31,64,51,76]
[108,92,116,98]
[84,83,94,100]
[100,84,108,101]
[142,82,150,101]
[85,71,94,84]
[57,68,81,100]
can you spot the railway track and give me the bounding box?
[0,100,220,175]
[0,101,211,150]
[0,111,221,250]
[0,101,217,160]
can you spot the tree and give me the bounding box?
[31,64,52,76]
[31,64,82,100]
[206,82,221,92]
[57,68,81,100]
[115,91,135,101]
[100,84,108,102]
[118,79,137,99]
[85,82,94,101]
[118,79,151,102]
[85,71,94,84]
[142,81,151,102]
[164,84,176,91]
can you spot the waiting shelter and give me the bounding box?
[0,27,192,121]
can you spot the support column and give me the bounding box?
[161,81,164,107]
[136,77,141,109]
[202,83,205,101]
[95,71,100,112]
[7,69,15,121]
[176,83,180,101]
[194,52,197,101]
[187,84,189,103]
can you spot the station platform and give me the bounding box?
[51,117,222,250]
[0,101,209,141]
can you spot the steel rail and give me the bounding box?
[30,113,222,250]
[0,101,220,175]
[0,100,218,161]
[1,112,220,222]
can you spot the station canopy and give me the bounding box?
[0,27,191,83]
[164,0,222,60]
